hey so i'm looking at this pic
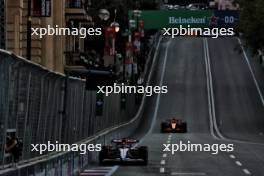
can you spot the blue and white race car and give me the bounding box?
[99,138,148,165]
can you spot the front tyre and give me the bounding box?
[138,146,148,165]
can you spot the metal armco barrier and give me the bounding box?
[0,33,160,176]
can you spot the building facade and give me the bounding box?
[0,0,5,49]
[5,0,91,73]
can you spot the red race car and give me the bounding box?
[161,118,187,133]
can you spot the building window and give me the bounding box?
[68,0,82,8]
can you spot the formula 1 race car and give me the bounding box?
[99,138,148,165]
[161,118,187,133]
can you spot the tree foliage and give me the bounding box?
[239,0,264,52]
[90,0,159,30]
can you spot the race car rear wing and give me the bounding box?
[112,139,139,144]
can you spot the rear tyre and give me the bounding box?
[99,146,108,165]
[138,146,148,165]
[160,123,167,133]
[182,123,187,133]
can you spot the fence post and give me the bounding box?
[21,72,32,160]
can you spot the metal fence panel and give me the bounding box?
[0,33,160,174]
[0,51,139,166]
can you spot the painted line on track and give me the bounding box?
[229,154,236,159]
[235,161,242,166]
[206,38,256,176]
[242,169,251,175]
[203,38,219,140]
[205,38,264,146]
[137,37,169,145]
[80,166,119,176]
[238,38,264,107]
[101,36,163,176]
[134,38,170,175]
[171,172,206,175]
[204,38,226,140]
[149,39,171,135]
[160,167,165,173]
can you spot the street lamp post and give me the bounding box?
[110,9,120,76]
[123,51,125,82]
[128,19,135,42]
[133,10,142,31]
[128,10,141,42]
[110,22,119,66]
[111,22,120,33]
[129,10,142,84]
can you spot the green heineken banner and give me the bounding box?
[129,10,239,29]
[129,10,212,29]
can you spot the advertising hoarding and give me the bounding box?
[129,10,239,29]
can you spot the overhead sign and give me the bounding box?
[129,10,239,29]
[212,10,239,28]
[33,0,51,17]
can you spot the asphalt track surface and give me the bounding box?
[113,37,264,176]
